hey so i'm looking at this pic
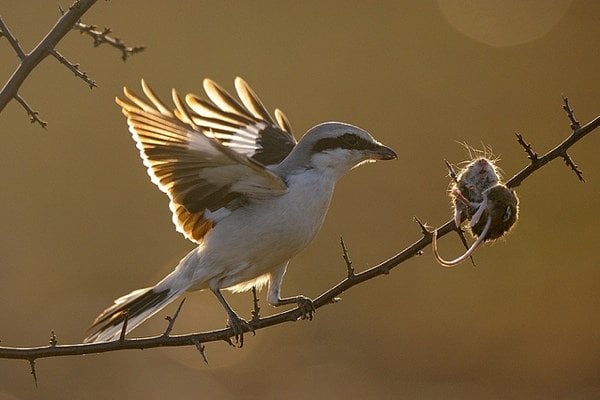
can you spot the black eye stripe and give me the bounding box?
[312,133,377,153]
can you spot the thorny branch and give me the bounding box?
[562,95,581,131]
[0,0,144,127]
[251,287,261,323]
[164,298,186,336]
[0,99,599,381]
[0,0,97,126]
[13,94,48,128]
[193,338,209,364]
[515,133,538,162]
[29,359,38,388]
[50,49,97,89]
[506,98,598,187]
[0,16,25,59]
[561,153,585,182]
[73,21,146,61]
[340,236,355,277]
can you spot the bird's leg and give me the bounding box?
[211,288,253,347]
[267,263,316,320]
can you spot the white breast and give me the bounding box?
[186,168,336,290]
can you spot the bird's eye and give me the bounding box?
[342,134,358,146]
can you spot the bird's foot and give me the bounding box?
[226,313,254,347]
[294,296,316,320]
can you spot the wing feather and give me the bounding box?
[235,77,275,124]
[184,77,297,166]
[274,109,293,134]
[203,79,252,118]
[116,81,288,243]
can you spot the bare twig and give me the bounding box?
[0,104,598,364]
[444,159,458,183]
[515,133,538,162]
[454,228,476,266]
[29,359,38,388]
[251,287,261,323]
[507,116,599,188]
[13,94,48,128]
[562,96,580,131]
[0,0,142,127]
[339,236,355,277]
[0,17,26,60]
[413,216,431,237]
[0,0,98,119]
[164,298,186,336]
[73,21,146,61]
[50,49,97,88]
[192,338,208,364]
[561,152,585,182]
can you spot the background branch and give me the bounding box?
[0,102,597,365]
[73,21,146,61]
[50,49,97,89]
[0,0,97,124]
[13,93,48,128]
[0,0,144,127]
[0,16,26,60]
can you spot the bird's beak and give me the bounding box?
[369,143,398,160]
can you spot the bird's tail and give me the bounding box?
[84,285,182,343]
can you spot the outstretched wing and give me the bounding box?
[117,80,288,243]
[185,77,296,166]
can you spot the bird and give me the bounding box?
[84,77,397,344]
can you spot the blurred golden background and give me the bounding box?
[1,1,599,399]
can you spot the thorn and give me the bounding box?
[515,133,538,162]
[455,228,476,266]
[413,216,431,237]
[164,298,187,336]
[339,236,355,278]
[192,338,208,364]
[561,152,585,182]
[29,359,38,388]
[444,159,459,183]
[119,311,129,344]
[69,0,82,11]
[251,287,261,323]
[562,96,581,131]
[223,337,236,347]
[49,331,57,347]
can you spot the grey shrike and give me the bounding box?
[84,77,397,343]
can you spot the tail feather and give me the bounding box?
[84,287,180,343]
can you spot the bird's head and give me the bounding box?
[280,122,396,178]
